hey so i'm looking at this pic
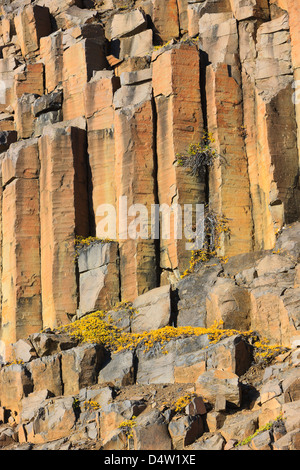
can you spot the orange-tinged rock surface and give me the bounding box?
[152,44,205,275]
[206,64,254,257]
[115,99,158,301]
[1,139,41,357]
[38,124,89,329]
[0,0,299,361]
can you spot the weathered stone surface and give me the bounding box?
[114,98,158,301]
[251,429,273,450]
[98,350,135,387]
[0,364,33,414]
[199,13,239,69]
[169,415,204,450]
[120,68,152,86]
[2,138,39,187]
[136,344,176,385]
[151,0,180,43]
[84,71,118,236]
[206,335,254,377]
[63,39,107,120]
[14,4,52,58]
[14,93,37,139]
[220,410,260,442]
[61,344,105,396]
[19,390,54,426]
[105,8,147,41]
[1,169,41,355]
[111,29,153,60]
[173,335,209,383]
[131,285,171,333]
[29,331,78,358]
[273,428,300,450]
[26,396,77,444]
[113,81,152,109]
[177,262,222,327]
[38,124,89,329]
[190,432,225,450]
[14,63,44,99]
[78,242,120,314]
[40,31,64,94]
[152,44,204,276]
[206,63,254,257]
[100,399,146,444]
[229,0,269,20]
[12,339,37,363]
[28,355,63,397]
[32,90,63,117]
[133,421,172,450]
[206,279,252,331]
[195,370,242,408]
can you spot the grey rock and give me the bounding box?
[32,91,63,117]
[29,331,78,358]
[98,350,136,387]
[131,285,172,333]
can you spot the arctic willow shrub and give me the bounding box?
[176,132,225,179]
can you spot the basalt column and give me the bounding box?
[84,71,120,236]
[241,13,300,250]
[38,124,89,329]
[206,63,254,257]
[286,0,300,171]
[1,139,42,356]
[114,87,158,301]
[152,43,205,280]
[198,12,254,257]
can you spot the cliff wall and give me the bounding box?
[0,0,299,355]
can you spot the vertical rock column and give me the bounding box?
[38,124,89,329]
[287,0,300,169]
[40,30,64,94]
[239,18,266,250]
[206,64,254,257]
[114,82,158,301]
[240,13,300,249]
[1,139,42,356]
[84,71,119,235]
[63,37,107,121]
[152,43,204,279]
[14,4,52,59]
[199,12,254,256]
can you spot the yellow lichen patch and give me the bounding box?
[74,236,114,260]
[83,400,101,411]
[59,311,288,363]
[173,393,196,413]
[253,338,286,363]
[118,416,137,439]
[235,413,285,447]
[60,314,247,354]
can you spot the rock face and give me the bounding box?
[0,0,299,452]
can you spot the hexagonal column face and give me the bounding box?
[206,64,254,257]
[1,140,42,356]
[114,99,158,301]
[39,125,89,329]
[152,44,205,275]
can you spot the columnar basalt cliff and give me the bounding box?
[0,0,299,452]
[0,0,299,354]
